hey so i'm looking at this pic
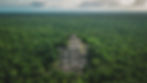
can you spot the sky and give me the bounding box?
[0,0,147,12]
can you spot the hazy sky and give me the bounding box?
[0,0,147,12]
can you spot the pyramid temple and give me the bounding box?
[59,34,87,72]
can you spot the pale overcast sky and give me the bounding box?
[0,0,147,12]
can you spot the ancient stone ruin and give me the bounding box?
[59,34,87,72]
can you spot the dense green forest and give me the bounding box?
[0,13,147,83]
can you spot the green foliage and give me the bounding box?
[0,14,147,83]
